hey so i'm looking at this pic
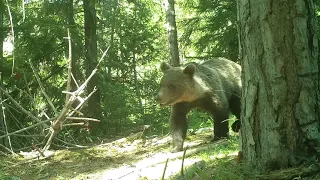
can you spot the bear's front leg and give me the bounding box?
[211,109,229,140]
[170,104,189,152]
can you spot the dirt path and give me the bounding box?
[1,130,238,180]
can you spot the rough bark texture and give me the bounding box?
[83,0,103,130]
[165,0,180,67]
[238,0,320,172]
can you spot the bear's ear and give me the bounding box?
[183,64,196,77]
[160,62,171,73]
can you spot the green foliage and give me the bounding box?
[178,0,238,61]
[0,170,21,180]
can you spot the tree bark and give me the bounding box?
[165,0,180,66]
[83,0,103,131]
[66,0,79,92]
[238,0,320,172]
[0,0,5,147]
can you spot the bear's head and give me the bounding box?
[155,62,197,106]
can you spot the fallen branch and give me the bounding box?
[66,117,100,122]
[0,117,55,139]
[32,143,45,157]
[0,86,48,125]
[29,60,58,114]
[161,158,169,180]
[181,146,188,176]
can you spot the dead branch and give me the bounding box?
[41,44,109,151]
[63,123,85,127]
[161,158,169,180]
[0,117,55,139]
[181,146,188,176]
[29,60,58,114]
[32,143,45,157]
[0,86,48,126]
[66,117,100,122]
[65,28,73,104]
[0,143,16,155]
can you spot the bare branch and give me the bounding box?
[63,123,85,127]
[29,60,58,114]
[180,146,188,176]
[0,86,48,125]
[66,117,100,122]
[0,117,55,139]
[161,158,169,180]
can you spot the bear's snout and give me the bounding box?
[155,92,168,106]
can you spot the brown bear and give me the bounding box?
[155,57,241,152]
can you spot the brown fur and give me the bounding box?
[156,57,241,152]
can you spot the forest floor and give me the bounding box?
[1,129,319,180]
[0,128,246,180]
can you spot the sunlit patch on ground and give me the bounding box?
[0,130,241,180]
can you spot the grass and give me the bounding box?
[0,115,249,180]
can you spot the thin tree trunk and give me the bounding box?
[0,0,5,148]
[132,51,144,120]
[165,0,180,66]
[66,0,78,92]
[238,0,320,172]
[83,0,103,133]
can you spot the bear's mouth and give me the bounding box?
[159,98,176,107]
[159,102,170,107]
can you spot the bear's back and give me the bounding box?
[192,57,241,99]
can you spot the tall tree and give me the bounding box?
[165,0,180,66]
[238,0,320,172]
[66,0,80,92]
[83,0,103,131]
[0,0,3,60]
[0,0,5,147]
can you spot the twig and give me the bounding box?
[32,143,45,157]
[0,117,55,139]
[0,143,16,155]
[0,130,44,137]
[42,47,109,151]
[0,73,14,154]
[181,146,188,176]
[0,86,48,125]
[29,60,58,114]
[63,123,85,127]
[66,117,100,122]
[161,158,169,180]
[68,88,97,117]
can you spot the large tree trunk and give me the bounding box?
[238,0,320,172]
[165,0,180,66]
[83,0,103,132]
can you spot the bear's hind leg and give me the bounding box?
[229,95,241,132]
[170,104,190,152]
